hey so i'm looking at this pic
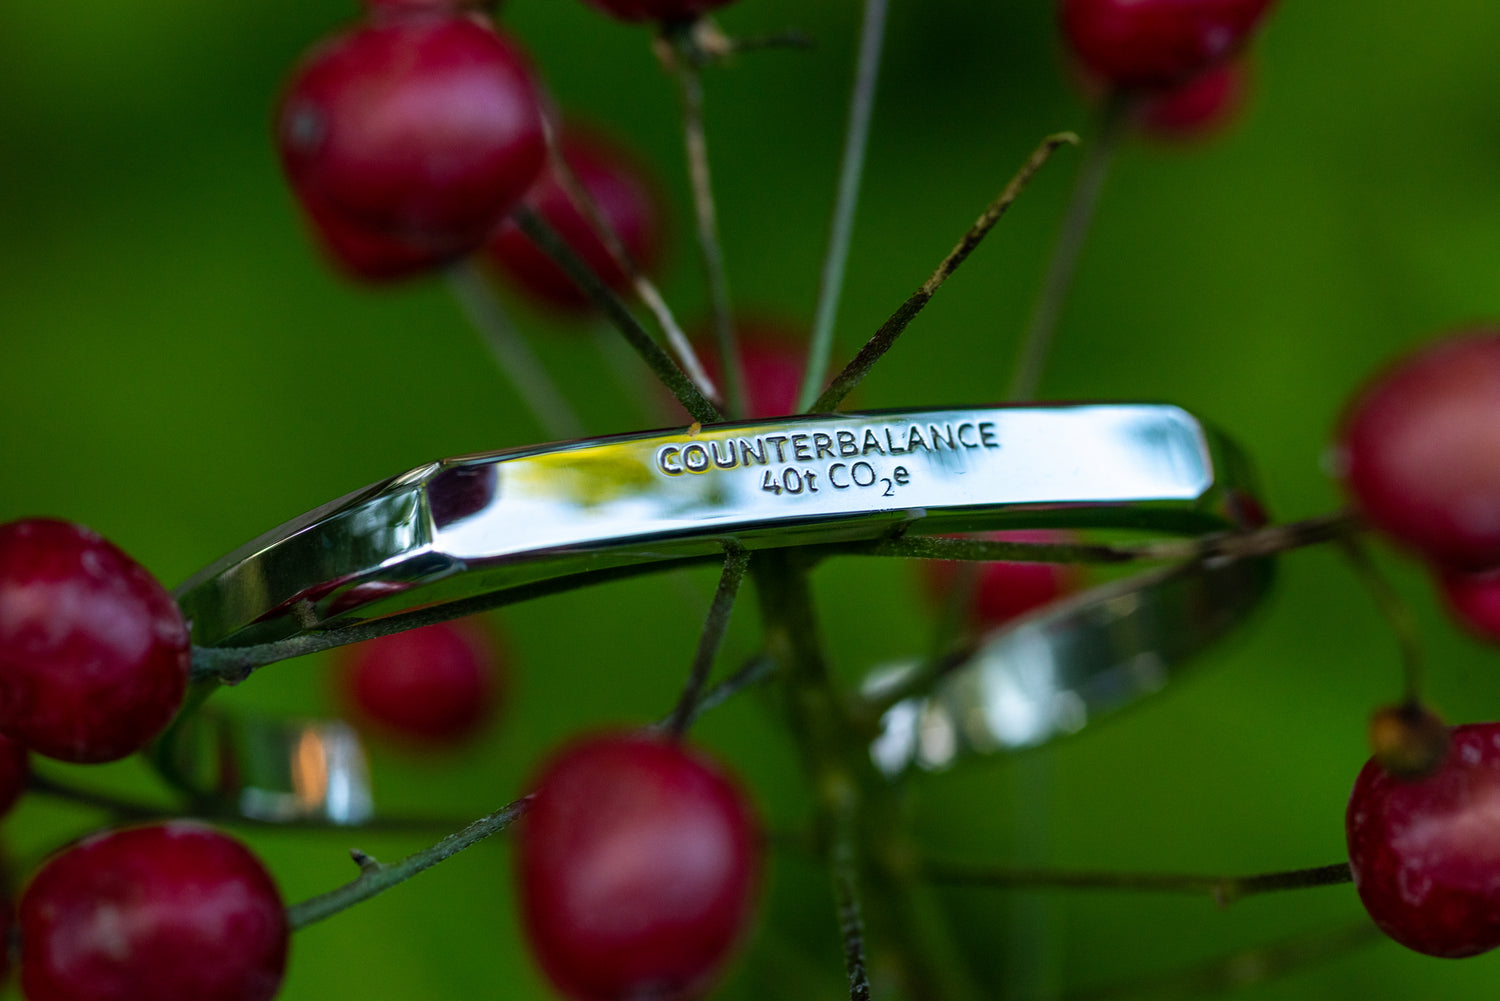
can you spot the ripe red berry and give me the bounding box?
[19,822,289,1001]
[1337,330,1500,571]
[487,127,663,312]
[276,16,546,279]
[924,531,1082,629]
[0,733,27,819]
[335,618,502,747]
[0,519,189,764]
[1437,567,1500,642]
[577,0,736,25]
[1059,0,1275,89]
[1137,58,1249,139]
[517,733,760,1001]
[1346,721,1500,958]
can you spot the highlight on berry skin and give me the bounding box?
[515,731,761,1001]
[275,13,547,282]
[0,518,190,764]
[18,822,289,1001]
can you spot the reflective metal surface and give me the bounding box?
[155,709,374,825]
[867,556,1275,776]
[177,405,1256,650]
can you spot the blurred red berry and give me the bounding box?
[1137,58,1249,139]
[695,323,806,419]
[1347,721,1500,957]
[578,0,736,25]
[924,530,1082,629]
[1437,568,1500,643]
[517,732,760,1001]
[335,618,502,747]
[1059,0,1275,89]
[488,127,663,312]
[0,519,189,764]
[1337,330,1500,571]
[19,822,288,1001]
[277,16,546,280]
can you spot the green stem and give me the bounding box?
[512,208,721,424]
[811,133,1078,413]
[287,796,532,930]
[921,860,1352,906]
[1008,94,1130,401]
[1338,531,1426,704]
[665,544,751,738]
[832,801,873,1001]
[653,653,777,733]
[445,259,585,441]
[798,0,889,412]
[668,37,746,417]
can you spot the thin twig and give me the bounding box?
[1008,94,1130,401]
[839,512,1354,567]
[665,544,752,737]
[832,803,873,1001]
[512,208,721,424]
[540,118,720,405]
[811,133,1079,413]
[921,859,1352,907]
[286,796,532,929]
[798,0,889,411]
[667,33,746,417]
[1338,533,1426,704]
[445,259,585,441]
[652,653,777,734]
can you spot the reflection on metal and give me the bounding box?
[867,557,1275,776]
[176,405,1256,650]
[156,709,374,825]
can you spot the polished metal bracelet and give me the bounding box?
[163,404,1270,821]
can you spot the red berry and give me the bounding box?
[0,519,189,764]
[487,127,663,312]
[335,619,502,746]
[1059,0,1275,89]
[1346,721,1500,957]
[516,733,760,1001]
[695,323,806,419]
[577,0,736,25]
[1137,58,1249,140]
[0,733,26,819]
[1437,567,1500,642]
[19,822,288,1001]
[924,530,1082,629]
[276,16,546,277]
[1337,330,1500,571]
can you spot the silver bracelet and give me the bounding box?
[164,404,1268,822]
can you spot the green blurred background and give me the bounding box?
[4,0,1500,997]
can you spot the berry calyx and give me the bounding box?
[576,0,736,25]
[516,732,760,1001]
[1346,721,1500,958]
[1437,567,1500,642]
[277,16,546,280]
[1059,0,1275,89]
[0,733,27,819]
[335,618,503,747]
[0,519,189,763]
[1367,702,1449,779]
[1336,330,1500,571]
[19,822,289,1001]
[924,531,1082,629]
[487,127,663,312]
